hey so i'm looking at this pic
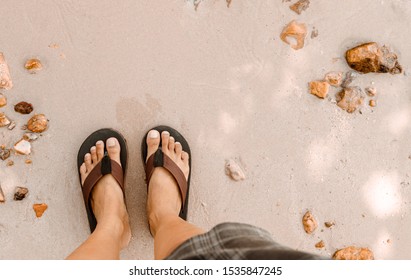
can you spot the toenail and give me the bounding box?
[96,140,104,145]
[162,131,170,136]
[90,146,96,151]
[149,130,160,139]
[107,138,116,147]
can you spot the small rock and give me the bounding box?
[24,58,43,74]
[0,93,6,107]
[280,20,307,50]
[14,187,29,201]
[48,43,60,49]
[14,139,31,155]
[27,114,48,133]
[325,72,343,87]
[336,86,364,113]
[0,185,5,203]
[0,147,11,160]
[341,71,358,88]
[387,239,391,244]
[315,240,325,249]
[23,133,39,142]
[226,0,232,8]
[324,221,335,228]
[365,87,377,97]
[33,203,48,218]
[310,27,318,39]
[302,211,317,234]
[7,121,16,130]
[333,246,374,260]
[21,125,28,130]
[25,159,32,164]
[0,112,11,127]
[289,0,310,15]
[0,53,13,90]
[6,160,14,166]
[369,100,376,107]
[345,42,402,74]
[14,102,34,114]
[309,80,329,99]
[225,159,246,181]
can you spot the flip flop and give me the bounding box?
[77,128,128,233]
[141,125,192,221]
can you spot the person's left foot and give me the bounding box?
[79,137,131,249]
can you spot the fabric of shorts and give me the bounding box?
[165,222,327,260]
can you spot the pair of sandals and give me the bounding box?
[77,126,191,233]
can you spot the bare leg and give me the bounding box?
[66,138,131,260]
[145,130,205,260]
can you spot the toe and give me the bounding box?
[182,151,189,163]
[161,131,170,151]
[146,130,160,162]
[90,146,97,163]
[175,142,182,156]
[80,163,87,184]
[106,137,121,166]
[84,153,92,170]
[96,140,105,160]
[168,136,175,151]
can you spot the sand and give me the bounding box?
[0,0,410,259]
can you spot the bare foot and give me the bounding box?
[79,137,131,249]
[145,130,190,236]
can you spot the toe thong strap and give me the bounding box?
[83,155,125,209]
[145,149,187,209]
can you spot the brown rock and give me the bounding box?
[33,203,48,218]
[0,147,11,160]
[0,53,13,90]
[315,240,325,249]
[302,211,317,234]
[27,114,48,133]
[289,0,310,14]
[14,187,29,201]
[345,42,402,74]
[225,159,246,181]
[0,185,5,203]
[336,87,364,113]
[369,100,376,107]
[324,221,335,228]
[365,87,377,97]
[280,20,307,50]
[324,72,343,87]
[0,93,6,107]
[226,0,232,8]
[309,81,329,99]
[333,246,374,260]
[14,102,34,114]
[6,160,14,166]
[24,58,43,74]
[25,159,32,164]
[0,113,11,127]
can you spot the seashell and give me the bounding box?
[0,112,11,127]
[27,114,48,133]
[14,139,31,155]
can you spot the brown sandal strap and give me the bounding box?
[83,155,125,209]
[145,149,187,209]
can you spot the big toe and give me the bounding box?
[146,130,160,162]
[106,137,121,166]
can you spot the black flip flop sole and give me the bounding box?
[141,125,192,220]
[77,128,128,232]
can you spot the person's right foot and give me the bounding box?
[145,130,190,235]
